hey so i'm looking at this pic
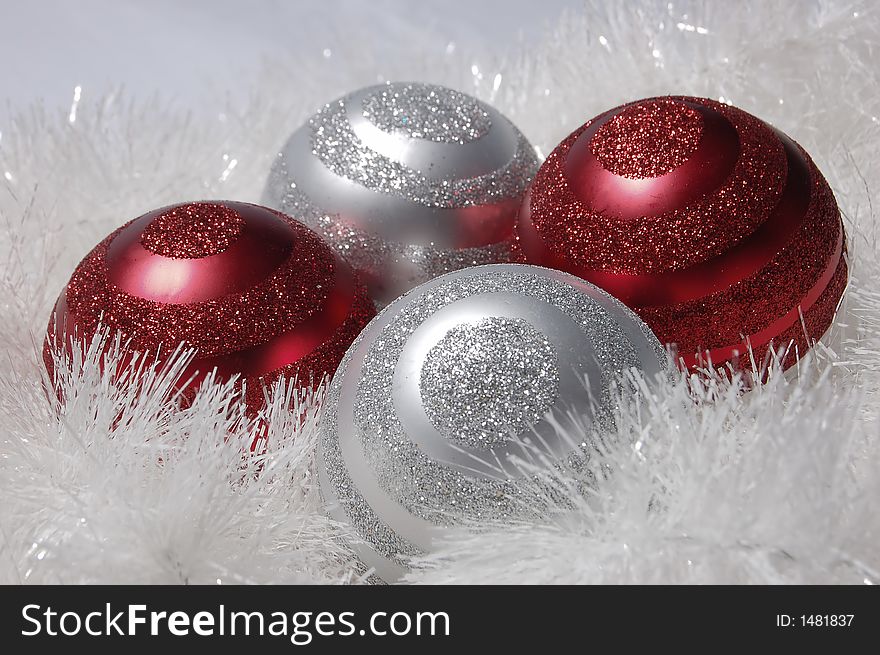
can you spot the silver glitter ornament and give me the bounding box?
[317,264,668,582]
[262,82,540,306]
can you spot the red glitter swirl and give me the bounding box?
[141,202,245,258]
[45,201,376,412]
[590,100,704,178]
[519,96,847,372]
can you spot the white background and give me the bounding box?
[0,0,580,130]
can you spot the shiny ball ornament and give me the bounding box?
[518,96,847,371]
[317,263,667,582]
[262,81,540,307]
[44,201,376,410]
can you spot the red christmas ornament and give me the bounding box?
[44,201,376,410]
[518,96,847,371]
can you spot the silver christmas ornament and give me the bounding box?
[317,264,668,582]
[262,82,540,306]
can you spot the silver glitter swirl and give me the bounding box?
[362,84,491,144]
[309,99,533,208]
[420,317,559,449]
[262,82,540,306]
[317,264,669,582]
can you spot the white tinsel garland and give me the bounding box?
[0,0,878,584]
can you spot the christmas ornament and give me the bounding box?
[262,81,540,306]
[317,263,667,582]
[44,201,375,410]
[518,96,847,371]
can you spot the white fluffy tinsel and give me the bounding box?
[1,0,878,585]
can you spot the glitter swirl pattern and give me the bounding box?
[141,202,245,259]
[420,317,559,449]
[262,82,539,305]
[318,264,668,582]
[45,201,376,414]
[362,83,491,144]
[590,100,704,178]
[519,95,847,371]
[309,99,533,208]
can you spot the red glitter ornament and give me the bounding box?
[44,201,376,410]
[518,96,847,371]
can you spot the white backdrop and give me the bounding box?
[0,0,578,128]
